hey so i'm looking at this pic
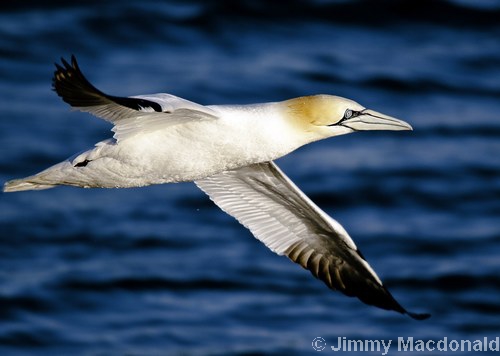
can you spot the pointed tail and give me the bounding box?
[3,160,73,192]
[3,178,56,192]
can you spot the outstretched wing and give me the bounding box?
[195,161,429,320]
[52,55,218,141]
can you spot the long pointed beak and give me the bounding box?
[342,109,412,131]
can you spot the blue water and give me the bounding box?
[1,0,499,354]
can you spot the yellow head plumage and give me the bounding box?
[283,95,359,126]
[280,95,364,139]
[279,94,411,141]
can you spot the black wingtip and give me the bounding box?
[51,55,164,113]
[52,54,111,108]
[60,56,71,70]
[406,311,431,321]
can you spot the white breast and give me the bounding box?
[108,102,306,185]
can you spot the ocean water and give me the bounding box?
[1,0,499,355]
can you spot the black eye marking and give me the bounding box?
[327,109,362,127]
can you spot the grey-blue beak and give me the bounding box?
[341,109,412,131]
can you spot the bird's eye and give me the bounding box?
[344,109,353,119]
[327,109,358,127]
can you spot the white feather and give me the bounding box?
[195,161,382,285]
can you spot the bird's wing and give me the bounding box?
[52,55,218,141]
[195,161,429,320]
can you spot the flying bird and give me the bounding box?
[4,56,429,320]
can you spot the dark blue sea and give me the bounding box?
[1,1,499,355]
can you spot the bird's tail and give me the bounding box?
[3,160,76,193]
[3,177,56,192]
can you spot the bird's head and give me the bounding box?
[283,95,412,141]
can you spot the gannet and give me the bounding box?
[4,56,429,320]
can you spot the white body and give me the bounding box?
[23,102,315,189]
[3,56,429,319]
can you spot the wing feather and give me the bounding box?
[52,55,218,141]
[195,161,430,320]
